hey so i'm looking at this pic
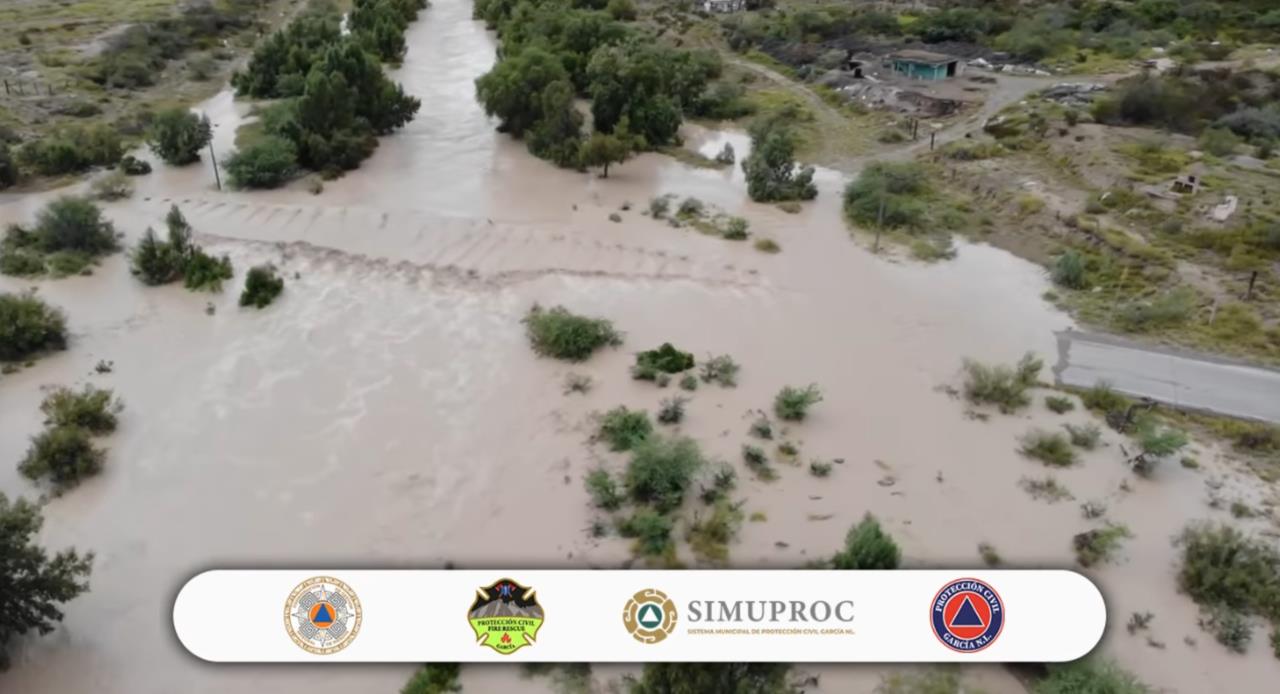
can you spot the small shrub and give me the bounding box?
[774,383,822,421]
[677,197,705,218]
[687,500,743,563]
[0,249,46,276]
[678,374,698,391]
[0,291,68,361]
[1129,418,1188,475]
[626,435,704,512]
[563,373,593,394]
[585,469,623,511]
[722,217,749,241]
[742,444,775,480]
[1020,430,1077,467]
[809,460,832,477]
[1045,395,1074,413]
[1082,381,1129,414]
[749,414,773,440]
[1114,289,1197,333]
[523,305,621,361]
[1074,524,1130,567]
[18,426,105,491]
[1051,250,1088,289]
[401,663,461,694]
[1064,423,1102,450]
[1081,500,1107,519]
[832,514,900,570]
[90,171,133,201]
[700,354,739,387]
[635,343,695,375]
[978,542,1001,567]
[598,407,653,451]
[1021,475,1073,502]
[1270,625,1280,660]
[753,238,780,253]
[183,248,234,291]
[30,196,118,255]
[1203,606,1251,653]
[617,509,674,558]
[648,196,671,219]
[130,228,183,285]
[1177,523,1280,621]
[657,397,688,425]
[239,265,285,308]
[119,155,151,175]
[961,353,1041,413]
[40,385,122,434]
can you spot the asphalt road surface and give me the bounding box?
[1054,331,1280,424]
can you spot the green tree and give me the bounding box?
[832,514,901,569]
[842,161,930,230]
[476,46,572,138]
[743,118,816,203]
[0,493,93,669]
[31,196,117,255]
[146,109,213,166]
[527,79,585,168]
[579,129,634,178]
[225,136,298,189]
[631,663,794,694]
[130,228,183,285]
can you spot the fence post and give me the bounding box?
[3,80,8,95]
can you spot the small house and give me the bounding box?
[702,0,746,13]
[889,50,961,80]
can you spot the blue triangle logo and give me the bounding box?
[313,604,333,624]
[949,597,984,627]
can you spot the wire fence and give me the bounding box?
[1,78,73,97]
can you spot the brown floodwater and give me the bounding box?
[2,1,1278,692]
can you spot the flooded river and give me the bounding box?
[2,1,1278,692]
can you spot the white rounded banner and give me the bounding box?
[174,570,1105,662]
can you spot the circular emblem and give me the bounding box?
[284,576,362,655]
[930,578,1004,653]
[623,588,677,644]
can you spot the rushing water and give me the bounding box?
[2,1,1278,692]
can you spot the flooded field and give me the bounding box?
[2,1,1278,692]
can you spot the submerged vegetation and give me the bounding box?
[523,305,622,361]
[0,291,68,364]
[1,197,119,278]
[962,353,1042,413]
[130,206,232,292]
[19,385,123,493]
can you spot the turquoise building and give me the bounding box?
[890,50,961,81]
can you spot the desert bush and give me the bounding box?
[774,383,822,421]
[626,435,704,513]
[1021,475,1073,503]
[699,462,737,505]
[17,125,122,175]
[0,249,45,277]
[1129,418,1189,475]
[961,352,1041,413]
[722,217,749,241]
[678,374,698,391]
[687,500,743,563]
[585,468,623,510]
[1178,523,1280,622]
[699,354,739,387]
[598,407,653,451]
[240,265,285,308]
[749,414,773,440]
[18,426,105,491]
[635,343,695,377]
[225,136,298,189]
[1045,395,1075,414]
[29,197,118,256]
[754,238,780,253]
[843,160,931,230]
[657,397,688,425]
[183,248,234,291]
[1203,605,1252,653]
[563,373,592,394]
[832,514,900,570]
[0,291,68,362]
[978,542,1001,567]
[1051,250,1088,289]
[119,155,151,176]
[90,171,133,201]
[1081,381,1129,414]
[39,386,122,435]
[743,117,817,203]
[523,305,621,361]
[1020,430,1077,467]
[130,228,183,285]
[1036,659,1148,694]
[1074,524,1130,567]
[1114,288,1197,333]
[741,444,775,480]
[1064,423,1102,450]
[649,196,671,219]
[1198,127,1241,157]
[809,460,832,477]
[147,109,213,165]
[618,509,674,558]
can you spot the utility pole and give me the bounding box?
[208,140,222,191]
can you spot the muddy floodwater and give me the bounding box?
[2,1,1279,692]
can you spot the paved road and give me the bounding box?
[1053,331,1280,423]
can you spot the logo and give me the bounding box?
[931,578,1004,653]
[468,578,544,654]
[623,588,677,643]
[284,576,362,655]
